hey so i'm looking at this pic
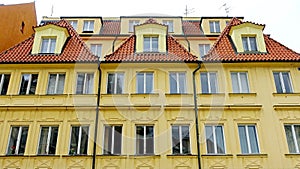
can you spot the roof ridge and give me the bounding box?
[265,35,300,55]
[167,35,197,59]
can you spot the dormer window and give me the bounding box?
[143,36,158,52]
[83,20,94,32]
[129,20,139,32]
[69,20,78,29]
[163,20,174,32]
[90,44,102,57]
[242,36,257,52]
[209,21,220,33]
[40,37,56,53]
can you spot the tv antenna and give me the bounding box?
[184,5,194,17]
[219,3,231,16]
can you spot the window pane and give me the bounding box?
[201,73,209,93]
[57,74,65,94]
[238,126,249,154]
[145,73,153,93]
[210,73,218,93]
[29,74,38,94]
[181,126,190,154]
[152,37,158,52]
[50,39,56,53]
[136,126,144,154]
[107,73,115,94]
[104,126,112,154]
[137,73,144,93]
[215,22,220,32]
[1,74,10,95]
[248,125,259,153]
[172,126,180,154]
[85,73,94,94]
[242,37,249,51]
[240,73,249,93]
[116,73,124,94]
[76,73,85,94]
[18,127,28,154]
[215,126,225,154]
[80,126,89,154]
[7,127,20,155]
[231,73,239,93]
[285,125,296,153]
[38,127,49,154]
[19,74,30,95]
[282,72,293,93]
[295,125,300,152]
[205,126,214,153]
[209,22,214,32]
[70,127,79,155]
[273,72,283,93]
[249,37,257,51]
[114,126,122,154]
[178,73,186,93]
[146,126,154,154]
[144,37,150,52]
[47,74,57,94]
[49,127,58,155]
[169,73,177,93]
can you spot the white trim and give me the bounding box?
[77,126,82,154]
[0,74,4,93]
[291,125,299,153]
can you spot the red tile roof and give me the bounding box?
[203,17,300,62]
[105,35,197,62]
[0,20,98,63]
[100,20,120,35]
[182,21,203,35]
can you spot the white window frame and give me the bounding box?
[69,125,89,155]
[163,20,174,32]
[169,72,186,94]
[238,124,260,154]
[103,125,123,155]
[0,73,10,95]
[242,36,258,51]
[199,44,210,58]
[90,44,102,57]
[136,72,154,94]
[200,72,218,94]
[7,126,28,155]
[107,72,124,94]
[76,73,94,94]
[273,72,293,93]
[171,125,191,154]
[83,20,94,32]
[143,36,158,52]
[40,37,56,53]
[231,72,250,93]
[129,20,140,32]
[37,126,58,155]
[135,125,154,155]
[209,21,220,33]
[285,124,300,153]
[47,73,65,94]
[19,73,38,95]
[205,125,226,154]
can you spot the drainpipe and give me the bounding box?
[92,59,102,169]
[192,61,201,169]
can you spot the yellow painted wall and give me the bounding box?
[229,23,267,53]
[63,18,102,34]
[200,18,233,35]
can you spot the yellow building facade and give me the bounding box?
[0,15,300,169]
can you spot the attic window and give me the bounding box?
[40,37,56,53]
[143,36,158,52]
[242,36,257,52]
[129,20,140,32]
[83,20,94,32]
[163,20,174,32]
[69,20,78,29]
[209,21,220,33]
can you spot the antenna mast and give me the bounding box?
[184,5,194,17]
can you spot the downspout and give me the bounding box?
[92,59,101,169]
[192,61,201,169]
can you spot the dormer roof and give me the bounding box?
[203,17,300,62]
[0,20,98,63]
[104,35,197,62]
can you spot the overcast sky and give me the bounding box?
[2,0,300,53]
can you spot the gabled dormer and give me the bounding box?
[229,22,267,53]
[32,24,70,54]
[134,19,168,53]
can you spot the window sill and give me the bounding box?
[129,154,160,157]
[201,154,233,157]
[167,154,197,157]
[82,31,94,33]
[62,154,91,157]
[198,93,225,96]
[272,93,300,96]
[131,93,160,96]
[228,93,257,96]
[165,93,192,95]
[285,153,300,157]
[236,153,268,157]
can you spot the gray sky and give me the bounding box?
[2,0,300,53]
